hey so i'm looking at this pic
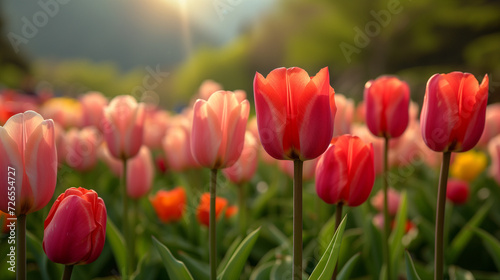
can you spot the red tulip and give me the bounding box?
[150,187,186,223]
[253,67,335,161]
[421,72,489,152]
[43,187,107,265]
[446,179,469,205]
[65,127,102,171]
[315,135,375,206]
[127,146,154,199]
[191,91,249,169]
[80,91,108,128]
[0,111,57,215]
[103,95,145,160]
[222,132,259,184]
[364,76,410,138]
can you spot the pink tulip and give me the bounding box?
[364,76,410,138]
[371,188,401,216]
[191,91,250,169]
[488,135,500,185]
[43,187,106,265]
[478,103,500,148]
[40,97,83,129]
[127,146,154,199]
[333,94,354,137]
[223,132,259,184]
[421,72,489,152]
[163,114,199,171]
[103,95,145,160]
[315,135,375,206]
[446,179,469,205]
[0,111,57,215]
[65,127,102,171]
[143,107,170,149]
[98,143,123,177]
[352,124,384,175]
[253,67,335,161]
[80,91,108,128]
[197,79,223,101]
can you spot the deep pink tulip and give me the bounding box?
[65,127,102,171]
[421,72,489,152]
[364,76,410,138]
[191,91,250,169]
[446,179,469,205]
[352,124,384,175]
[254,67,334,161]
[223,132,259,184]
[0,111,57,215]
[80,91,108,128]
[103,95,145,160]
[478,103,500,148]
[127,146,154,199]
[43,187,106,265]
[315,135,375,207]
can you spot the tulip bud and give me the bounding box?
[446,179,469,205]
[150,187,186,223]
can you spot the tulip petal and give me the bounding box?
[0,127,23,213]
[86,197,107,264]
[346,142,374,207]
[383,79,410,138]
[3,111,44,157]
[191,99,222,168]
[315,145,348,204]
[124,103,145,158]
[24,119,57,214]
[223,100,250,168]
[460,75,489,152]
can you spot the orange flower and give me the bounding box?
[196,193,236,227]
[150,187,186,223]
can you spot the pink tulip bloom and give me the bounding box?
[143,107,170,149]
[80,91,108,129]
[364,76,410,139]
[43,187,106,265]
[223,132,259,184]
[371,188,401,216]
[163,113,199,171]
[103,95,145,160]
[421,72,489,152]
[333,94,354,137]
[65,127,102,171]
[253,67,335,161]
[127,146,154,199]
[478,103,500,148]
[191,91,250,169]
[197,79,223,101]
[0,111,57,215]
[488,135,500,185]
[315,135,375,207]
[40,97,83,129]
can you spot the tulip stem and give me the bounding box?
[17,214,26,280]
[293,159,303,280]
[62,265,74,280]
[238,183,247,237]
[121,159,132,279]
[332,202,344,280]
[210,168,218,280]
[435,151,451,280]
[383,137,391,280]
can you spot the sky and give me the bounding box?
[4,0,276,70]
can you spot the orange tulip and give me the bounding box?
[421,72,489,152]
[253,67,335,161]
[0,111,57,215]
[196,193,236,227]
[150,187,186,223]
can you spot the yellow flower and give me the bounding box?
[450,150,488,182]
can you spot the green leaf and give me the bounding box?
[308,216,347,280]
[178,252,209,280]
[318,214,337,255]
[448,201,492,262]
[449,266,475,280]
[26,231,60,280]
[106,218,127,276]
[473,227,500,271]
[404,250,421,280]
[270,258,293,280]
[389,191,408,279]
[152,236,194,280]
[249,262,274,280]
[217,227,261,280]
[217,236,242,274]
[337,253,360,280]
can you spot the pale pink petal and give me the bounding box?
[191,100,222,168]
[0,127,23,213]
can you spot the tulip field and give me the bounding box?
[2,69,500,280]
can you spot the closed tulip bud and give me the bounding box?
[127,146,154,199]
[364,76,410,139]
[253,67,335,161]
[446,179,469,205]
[421,72,489,152]
[65,127,102,171]
[223,132,259,184]
[315,135,375,207]
[80,92,108,128]
[0,111,57,215]
[150,187,186,223]
[43,187,107,265]
[191,91,250,169]
[103,95,145,160]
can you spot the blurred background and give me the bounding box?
[1,0,500,110]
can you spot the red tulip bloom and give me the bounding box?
[150,187,186,223]
[315,135,375,207]
[0,111,57,215]
[253,67,335,161]
[421,72,489,152]
[364,76,410,138]
[191,91,249,169]
[446,179,469,205]
[43,187,107,265]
